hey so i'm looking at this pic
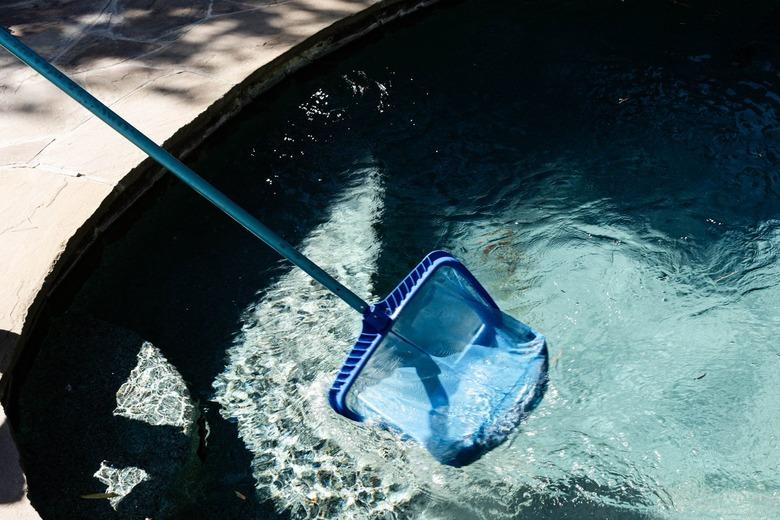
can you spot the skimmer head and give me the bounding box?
[329,251,548,466]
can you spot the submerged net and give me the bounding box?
[342,262,548,466]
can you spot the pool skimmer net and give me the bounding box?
[1,29,549,467]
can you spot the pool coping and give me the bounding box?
[0,0,438,516]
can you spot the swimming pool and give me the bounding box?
[11,0,780,518]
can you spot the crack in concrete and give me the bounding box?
[25,137,56,164]
[0,177,68,237]
[8,281,25,323]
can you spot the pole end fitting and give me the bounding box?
[363,304,392,333]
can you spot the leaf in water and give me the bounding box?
[234,490,247,501]
[80,492,120,500]
[550,350,563,369]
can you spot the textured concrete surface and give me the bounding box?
[0,1,431,517]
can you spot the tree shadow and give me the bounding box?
[0,0,374,87]
[0,0,394,124]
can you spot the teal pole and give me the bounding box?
[0,27,371,315]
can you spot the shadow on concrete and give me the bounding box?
[0,417,26,505]
[0,0,372,110]
[0,329,20,385]
[1,329,25,505]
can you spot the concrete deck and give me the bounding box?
[0,1,431,517]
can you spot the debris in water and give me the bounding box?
[80,492,119,500]
[714,271,737,283]
[551,350,563,369]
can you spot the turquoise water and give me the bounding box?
[12,0,780,518]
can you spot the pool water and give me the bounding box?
[11,0,780,518]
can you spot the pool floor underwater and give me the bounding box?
[11,0,780,518]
